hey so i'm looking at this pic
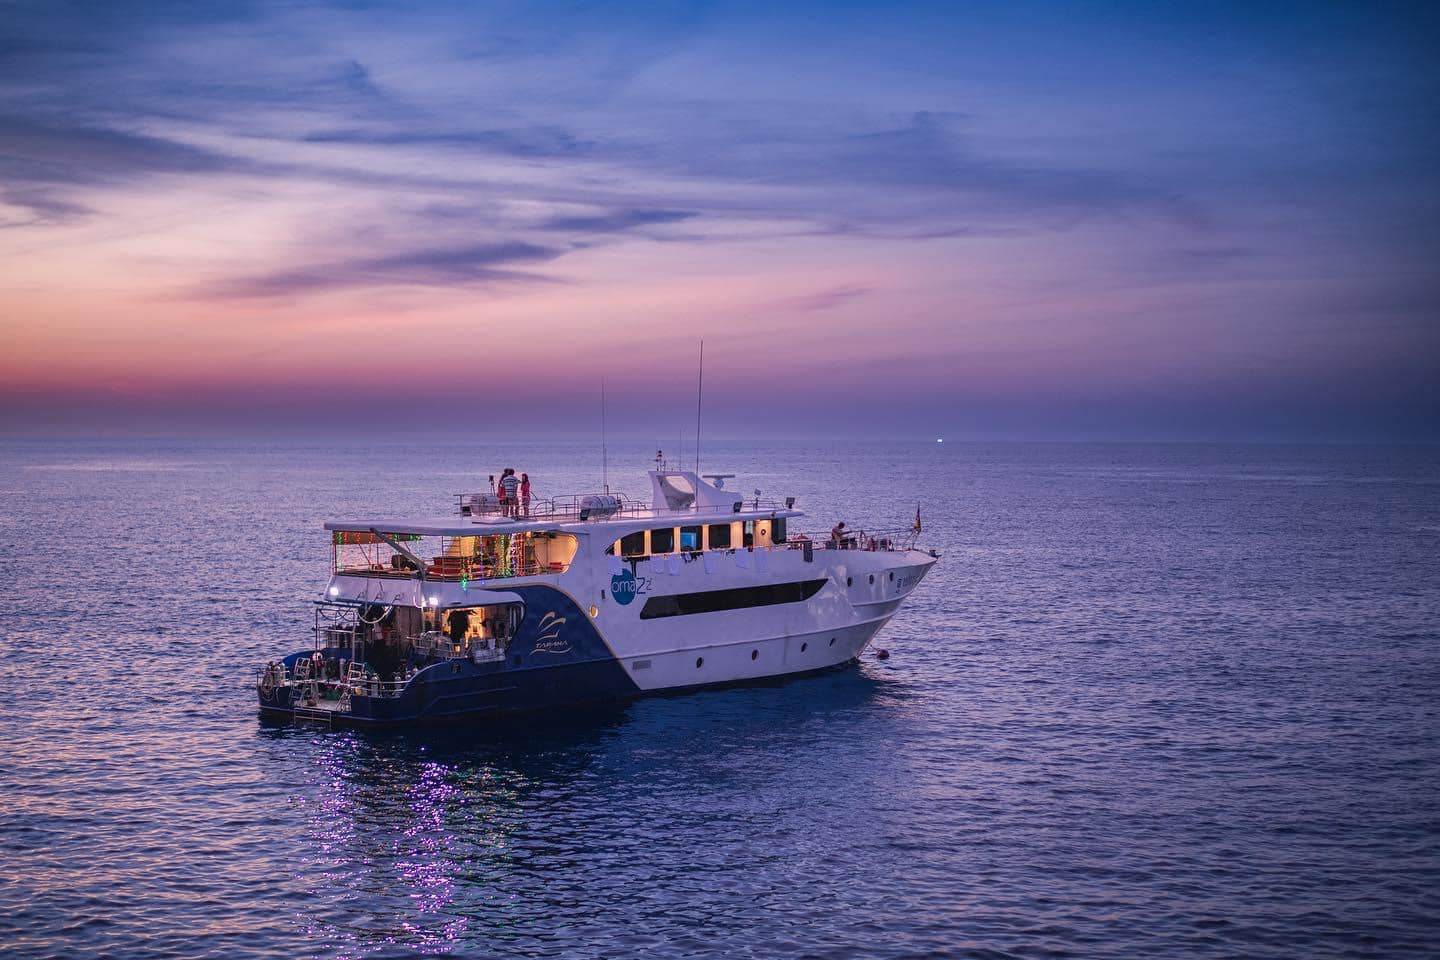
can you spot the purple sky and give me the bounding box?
[1,1,1436,440]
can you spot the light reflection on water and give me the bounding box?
[275,680,897,958]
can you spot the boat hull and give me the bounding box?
[260,548,936,727]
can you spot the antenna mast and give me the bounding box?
[600,378,609,494]
[695,339,704,477]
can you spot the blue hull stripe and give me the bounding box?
[261,583,641,723]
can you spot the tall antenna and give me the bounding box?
[600,378,609,494]
[695,339,704,477]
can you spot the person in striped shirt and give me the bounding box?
[499,468,520,517]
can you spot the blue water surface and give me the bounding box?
[1,439,1437,959]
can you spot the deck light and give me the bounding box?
[427,596,439,606]
[328,586,339,596]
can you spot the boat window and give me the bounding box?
[772,518,787,543]
[525,532,579,574]
[620,531,647,557]
[333,530,432,576]
[680,526,703,551]
[743,520,755,548]
[427,531,579,579]
[650,527,675,553]
[639,579,827,620]
[706,523,731,549]
[419,603,523,659]
[333,530,585,579]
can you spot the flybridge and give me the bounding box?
[454,470,796,525]
[320,470,809,600]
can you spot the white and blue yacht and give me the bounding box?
[256,467,937,725]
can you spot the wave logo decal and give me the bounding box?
[532,611,571,654]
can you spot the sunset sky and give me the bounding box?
[1,1,1436,440]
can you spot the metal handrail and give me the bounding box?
[456,490,645,521]
[790,526,921,552]
[454,490,793,521]
[332,532,572,580]
[344,674,413,698]
[331,557,558,580]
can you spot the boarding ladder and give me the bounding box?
[288,657,340,726]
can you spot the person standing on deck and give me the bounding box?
[519,473,531,517]
[499,468,520,517]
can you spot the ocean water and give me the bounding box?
[1,439,1437,959]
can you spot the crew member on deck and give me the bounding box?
[447,608,472,652]
[830,521,847,549]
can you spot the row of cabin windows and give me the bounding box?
[639,578,826,620]
[611,519,787,558]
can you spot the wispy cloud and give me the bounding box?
[775,284,875,313]
[0,114,252,183]
[205,240,564,298]
[537,208,695,234]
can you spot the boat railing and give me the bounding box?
[456,490,648,521]
[333,533,570,580]
[418,553,561,581]
[789,526,921,552]
[455,490,794,520]
[344,674,413,698]
[259,641,506,706]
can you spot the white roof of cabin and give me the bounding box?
[324,469,802,537]
[322,506,804,538]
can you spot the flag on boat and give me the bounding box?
[913,505,922,533]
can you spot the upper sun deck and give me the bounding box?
[323,470,808,593]
[323,470,803,539]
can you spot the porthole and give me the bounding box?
[751,649,758,660]
[846,576,853,587]
[696,656,704,668]
[868,574,875,585]
[829,637,836,647]
[801,642,808,652]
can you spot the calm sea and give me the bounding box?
[1,439,1437,959]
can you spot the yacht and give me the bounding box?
[256,466,937,725]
